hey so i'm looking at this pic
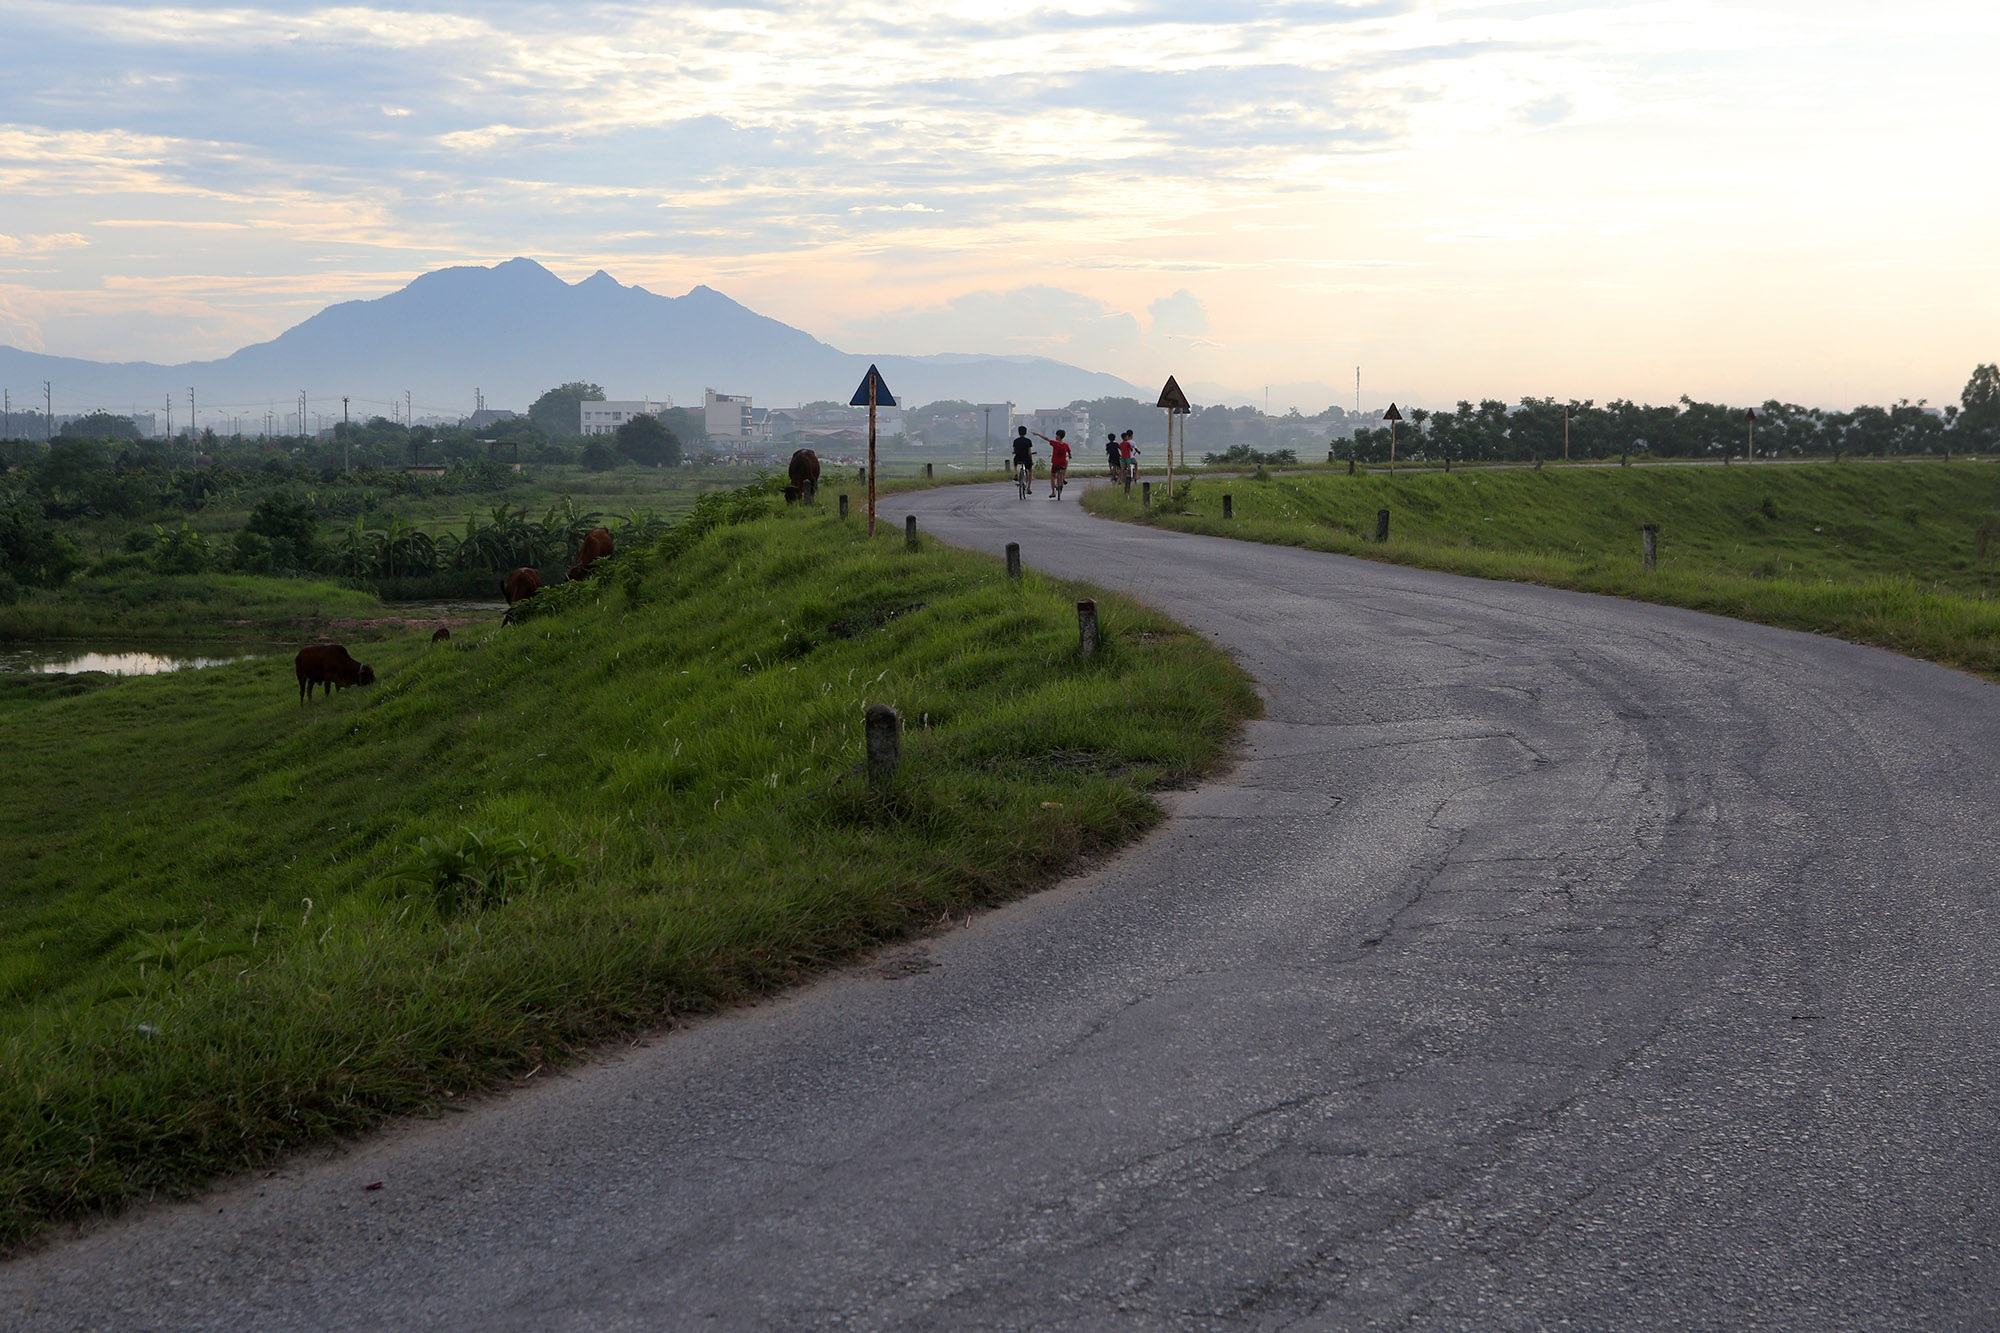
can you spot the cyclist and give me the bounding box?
[1034,429,1072,499]
[1009,426,1035,499]
[1118,430,1140,488]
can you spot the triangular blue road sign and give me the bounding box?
[850,365,897,408]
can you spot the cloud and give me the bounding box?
[1149,290,1210,337]
[847,287,1143,359]
[0,232,89,255]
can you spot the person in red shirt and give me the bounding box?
[1035,429,1073,498]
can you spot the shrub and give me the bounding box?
[392,829,576,916]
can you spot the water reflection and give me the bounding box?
[0,647,248,677]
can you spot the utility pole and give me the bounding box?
[188,387,196,465]
[165,393,173,441]
[982,405,991,472]
[1563,403,1570,462]
[44,380,52,443]
[342,395,351,472]
[3,388,9,441]
[405,388,413,430]
[1355,366,1361,416]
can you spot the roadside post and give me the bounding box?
[865,705,902,789]
[1375,508,1390,543]
[838,493,849,520]
[1158,375,1192,498]
[1077,600,1100,659]
[905,515,918,550]
[1746,407,1757,462]
[1223,494,1234,519]
[1642,524,1659,572]
[1141,481,1152,509]
[1384,403,1403,470]
[1006,542,1021,578]
[850,365,897,539]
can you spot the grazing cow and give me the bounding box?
[431,625,451,644]
[502,566,543,605]
[567,526,613,583]
[294,643,375,703]
[788,449,820,504]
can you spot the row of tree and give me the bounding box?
[1346,366,2000,463]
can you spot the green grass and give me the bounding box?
[1085,463,2000,677]
[0,573,388,644]
[0,487,1256,1250]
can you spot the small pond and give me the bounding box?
[0,644,258,677]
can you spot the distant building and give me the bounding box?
[1018,406,1090,443]
[705,389,754,440]
[973,402,1014,449]
[465,408,522,430]
[580,400,669,436]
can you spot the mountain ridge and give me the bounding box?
[0,259,1144,417]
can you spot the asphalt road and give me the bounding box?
[8,482,1999,1330]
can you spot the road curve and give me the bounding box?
[8,482,2000,1329]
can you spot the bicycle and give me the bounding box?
[1015,460,1033,500]
[1121,455,1139,495]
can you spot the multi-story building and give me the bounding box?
[579,400,669,436]
[705,389,753,440]
[1017,406,1091,443]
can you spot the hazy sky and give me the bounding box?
[0,0,1994,410]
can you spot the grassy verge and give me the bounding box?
[0,573,390,644]
[1084,463,2000,677]
[0,486,1256,1250]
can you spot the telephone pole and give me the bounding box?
[188,387,197,465]
[165,393,174,440]
[44,380,52,443]
[342,395,351,472]
[4,388,10,440]
[298,390,307,443]
[1355,366,1361,416]
[405,388,413,429]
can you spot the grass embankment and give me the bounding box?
[0,573,388,644]
[1085,463,2000,676]
[0,487,1255,1250]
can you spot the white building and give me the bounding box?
[1016,406,1091,443]
[705,389,753,440]
[580,400,669,436]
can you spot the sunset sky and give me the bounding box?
[0,0,1993,411]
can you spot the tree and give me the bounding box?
[581,441,619,472]
[1960,364,2000,448]
[529,382,606,438]
[57,411,142,442]
[614,413,681,467]
[246,490,321,568]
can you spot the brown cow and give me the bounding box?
[502,566,543,605]
[431,624,451,644]
[294,643,375,703]
[788,449,820,504]
[567,526,613,582]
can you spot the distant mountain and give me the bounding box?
[0,259,1144,419]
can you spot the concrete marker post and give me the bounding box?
[1141,480,1152,509]
[924,462,934,479]
[1642,523,1659,573]
[1077,599,1100,659]
[905,515,918,551]
[1006,542,1021,579]
[1223,494,1234,519]
[1375,508,1390,543]
[1348,457,1356,476]
[864,705,901,790]
[838,493,849,520]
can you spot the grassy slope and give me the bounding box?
[0,573,387,643]
[1084,463,2000,676]
[0,490,1255,1249]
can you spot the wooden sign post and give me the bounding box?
[1383,403,1404,470]
[849,364,897,537]
[1158,375,1192,498]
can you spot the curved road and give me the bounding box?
[8,482,2000,1329]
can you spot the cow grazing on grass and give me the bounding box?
[294,644,375,703]
[788,449,820,504]
[431,625,451,644]
[501,566,543,625]
[568,526,613,582]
